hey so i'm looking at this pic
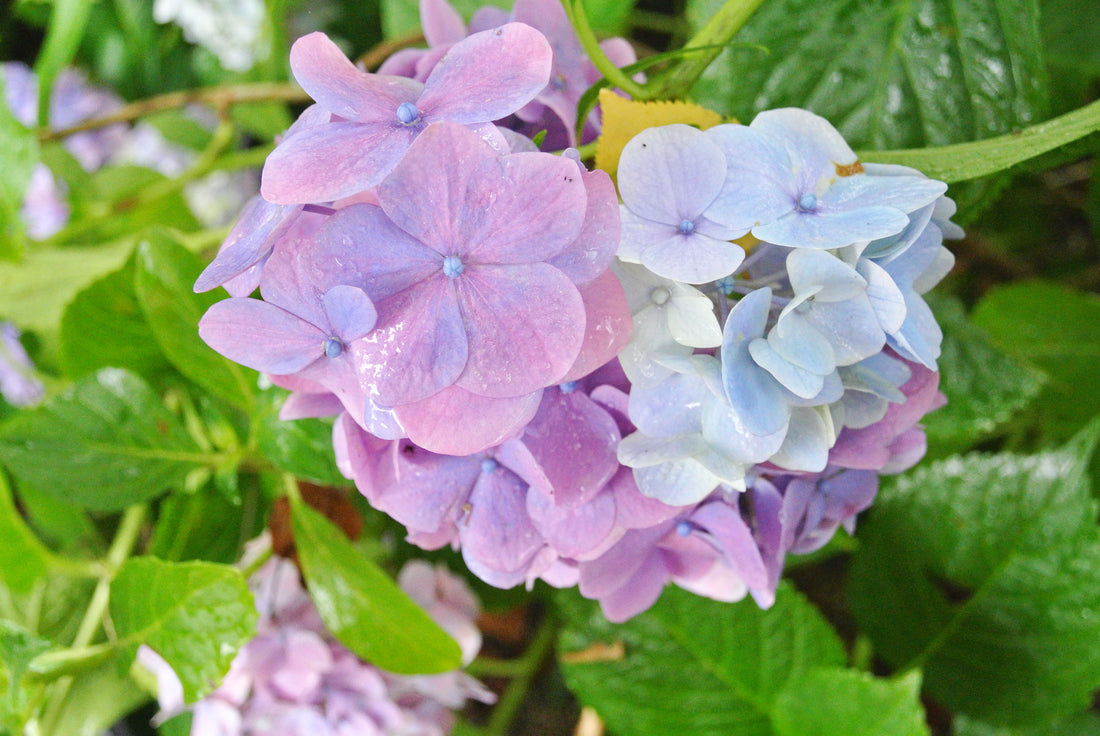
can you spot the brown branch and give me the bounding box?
[38,83,311,142]
[357,32,426,70]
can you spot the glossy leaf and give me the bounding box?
[110,557,257,703]
[291,498,464,674]
[32,0,96,126]
[971,281,1100,442]
[849,422,1100,726]
[557,584,845,736]
[689,0,1048,150]
[0,368,208,511]
[254,388,348,487]
[772,670,929,736]
[59,254,169,379]
[922,295,1046,456]
[134,231,257,411]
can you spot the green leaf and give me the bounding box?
[849,422,1100,726]
[557,584,845,736]
[921,295,1046,456]
[134,231,257,411]
[230,102,293,141]
[954,710,1100,736]
[690,0,1049,150]
[0,620,52,730]
[291,497,463,674]
[0,470,53,594]
[149,487,257,565]
[39,649,148,736]
[110,557,257,703]
[0,368,208,511]
[0,73,38,259]
[59,253,170,379]
[1040,0,1100,78]
[971,281,1100,442]
[32,0,95,126]
[255,388,348,486]
[0,238,134,335]
[772,670,929,736]
[861,98,1100,183]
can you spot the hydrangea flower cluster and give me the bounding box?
[197,15,956,622]
[141,556,493,735]
[153,0,268,71]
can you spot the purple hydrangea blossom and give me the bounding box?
[0,323,44,407]
[260,24,553,204]
[141,556,493,736]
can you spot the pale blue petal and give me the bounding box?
[628,372,707,437]
[888,291,942,369]
[617,431,706,467]
[617,124,727,225]
[323,285,377,342]
[749,337,825,399]
[768,407,830,472]
[753,206,909,250]
[801,297,885,365]
[639,230,745,284]
[665,288,723,348]
[633,461,721,505]
[858,258,906,333]
[822,172,946,216]
[769,313,834,374]
[721,288,790,436]
[786,248,866,303]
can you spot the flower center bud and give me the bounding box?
[559,380,579,394]
[323,337,344,358]
[443,255,465,278]
[650,287,671,306]
[797,193,818,211]
[676,520,694,537]
[678,219,695,234]
[480,458,498,474]
[396,102,421,126]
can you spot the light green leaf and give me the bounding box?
[772,670,929,736]
[0,238,134,335]
[862,98,1100,183]
[110,557,257,703]
[849,422,1100,726]
[59,253,169,380]
[0,73,38,259]
[971,281,1100,442]
[922,295,1046,456]
[39,649,148,736]
[134,231,257,411]
[954,710,1100,736]
[0,470,53,594]
[557,584,846,736]
[0,368,208,511]
[291,498,463,674]
[32,0,96,126]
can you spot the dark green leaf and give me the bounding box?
[954,710,1100,736]
[230,102,293,141]
[291,498,464,674]
[690,0,1048,150]
[59,253,170,379]
[0,368,208,511]
[0,470,52,594]
[557,584,845,736]
[142,111,214,152]
[255,388,348,486]
[111,557,257,703]
[849,422,1100,726]
[149,487,255,565]
[1041,0,1100,77]
[971,281,1100,442]
[922,295,1046,456]
[772,670,929,736]
[134,231,257,411]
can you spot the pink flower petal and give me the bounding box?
[354,276,468,406]
[419,23,552,124]
[289,32,421,122]
[558,270,632,383]
[199,298,324,374]
[454,263,584,397]
[393,385,543,455]
[549,166,619,284]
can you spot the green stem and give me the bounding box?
[39,505,147,736]
[562,0,649,100]
[648,0,768,100]
[484,611,559,736]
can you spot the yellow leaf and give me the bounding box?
[595,89,726,179]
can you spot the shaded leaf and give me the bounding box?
[59,253,169,379]
[291,498,463,674]
[0,73,38,259]
[134,231,257,411]
[971,281,1100,442]
[849,422,1100,726]
[922,295,1046,456]
[0,368,207,511]
[0,470,52,594]
[557,584,845,736]
[111,557,257,703]
[254,388,348,487]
